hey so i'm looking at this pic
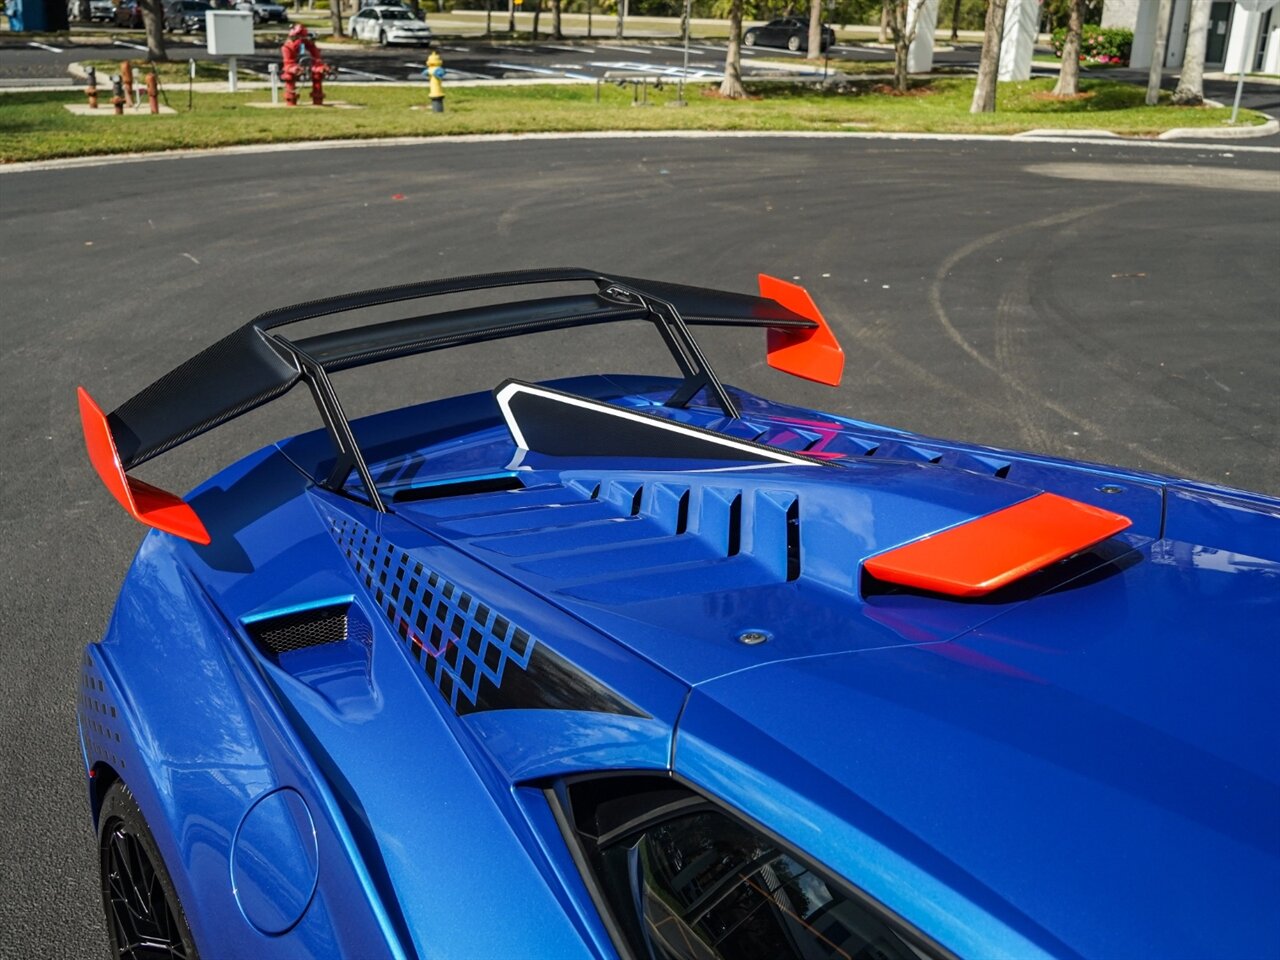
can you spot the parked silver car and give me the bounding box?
[349,5,431,45]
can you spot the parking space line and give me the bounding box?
[488,62,572,77]
[27,41,64,53]
[597,44,657,54]
[112,40,149,51]
[337,66,397,81]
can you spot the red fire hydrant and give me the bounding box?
[281,24,328,107]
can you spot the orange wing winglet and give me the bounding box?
[863,492,1130,597]
[77,387,211,545]
[759,274,845,387]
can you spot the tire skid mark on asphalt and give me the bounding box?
[928,199,1193,476]
[993,269,1058,454]
[1025,213,1280,468]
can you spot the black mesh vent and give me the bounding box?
[246,605,349,657]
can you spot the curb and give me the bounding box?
[1158,116,1278,140]
[4,128,1276,173]
[1014,114,1277,141]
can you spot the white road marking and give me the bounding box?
[597,43,656,54]
[28,41,64,53]
[113,40,149,51]
[591,60,720,78]
[486,61,573,77]
[542,44,586,52]
[337,66,397,80]
[181,252,200,264]
[445,45,469,52]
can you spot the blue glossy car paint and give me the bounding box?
[80,372,1280,959]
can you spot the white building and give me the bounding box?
[1102,0,1279,74]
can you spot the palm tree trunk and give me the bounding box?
[329,0,345,36]
[878,2,889,43]
[552,0,562,38]
[1173,0,1211,104]
[1145,0,1173,105]
[140,0,167,60]
[970,0,1007,113]
[720,0,746,98]
[1053,0,1083,96]
[807,0,822,58]
[949,0,959,41]
[886,0,914,94]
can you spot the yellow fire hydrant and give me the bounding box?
[426,51,446,113]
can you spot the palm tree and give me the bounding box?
[721,0,747,98]
[884,0,920,94]
[1173,0,1211,105]
[807,0,823,60]
[140,0,167,60]
[1145,0,1173,105]
[1053,0,1084,96]
[970,0,1007,112]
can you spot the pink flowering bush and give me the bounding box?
[1052,24,1133,65]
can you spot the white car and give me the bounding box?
[350,6,432,45]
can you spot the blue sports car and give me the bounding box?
[77,269,1279,960]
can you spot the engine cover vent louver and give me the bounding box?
[246,604,349,658]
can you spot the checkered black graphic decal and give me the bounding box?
[327,514,643,718]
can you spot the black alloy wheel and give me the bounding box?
[98,782,200,960]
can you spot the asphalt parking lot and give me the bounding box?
[1,134,1278,958]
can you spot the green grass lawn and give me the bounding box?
[1,77,1266,163]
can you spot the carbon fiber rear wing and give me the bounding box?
[78,267,844,543]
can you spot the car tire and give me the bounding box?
[786,34,801,51]
[743,32,756,46]
[379,29,388,45]
[98,781,200,960]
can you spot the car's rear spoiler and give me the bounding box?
[78,268,844,542]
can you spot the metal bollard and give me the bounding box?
[121,60,134,105]
[86,65,98,109]
[111,75,125,115]
[147,72,159,115]
[268,63,279,105]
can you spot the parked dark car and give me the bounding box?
[112,0,144,27]
[163,0,210,31]
[235,0,287,23]
[743,17,835,52]
[67,0,116,22]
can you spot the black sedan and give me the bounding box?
[743,17,835,52]
[163,0,210,31]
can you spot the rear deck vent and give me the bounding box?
[675,489,690,535]
[727,493,743,557]
[786,497,801,581]
[246,604,349,658]
[394,474,524,503]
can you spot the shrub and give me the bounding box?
[1051,24,1132,64]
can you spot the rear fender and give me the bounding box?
[81,533,399,958]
